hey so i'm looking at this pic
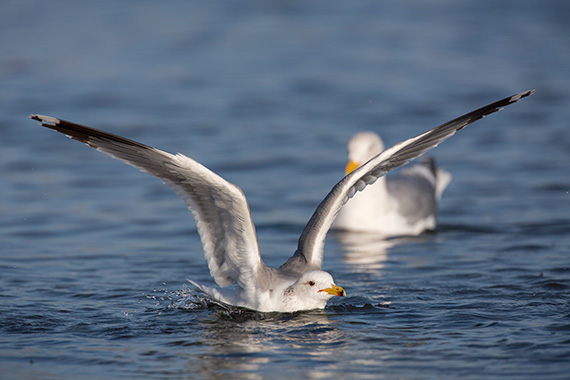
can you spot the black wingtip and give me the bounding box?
[451,89,534,133]
[30,113,155,151]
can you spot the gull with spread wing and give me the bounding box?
[30,89,532,312]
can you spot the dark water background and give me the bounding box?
[2,1,570,379]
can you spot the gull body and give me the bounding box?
[190,270,344,312]
[333,131,452,236]
[30,90,532,312]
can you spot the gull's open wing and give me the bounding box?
[283,90,533,273]
[31,115,268,294]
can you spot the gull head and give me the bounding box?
[285,270,346,311]
[345,131,385,174]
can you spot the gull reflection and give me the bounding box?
[192,310,348,380]
[334,230,435,271]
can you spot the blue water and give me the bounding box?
[2,1,570,379]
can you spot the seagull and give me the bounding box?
[333,131,452,236]
[30,89,532,312]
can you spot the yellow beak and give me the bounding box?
[318,284,346,297]
[345,160,360,175]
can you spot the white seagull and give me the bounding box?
[333,132,452,236]
[30,89,532,312]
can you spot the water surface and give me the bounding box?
[1,1,569,379]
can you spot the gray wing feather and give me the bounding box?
[387,173,436,223]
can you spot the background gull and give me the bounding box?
[333,131,452,236]
[30,89,532,312]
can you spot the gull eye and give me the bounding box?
[308,281,315,286]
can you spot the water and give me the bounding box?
[1,1,570,379]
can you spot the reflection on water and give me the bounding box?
[334,230,435,270]
[335,231,394,270]
[194,310,347,379]
[158,287,348,379]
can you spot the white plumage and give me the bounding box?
[333,131,452,236]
